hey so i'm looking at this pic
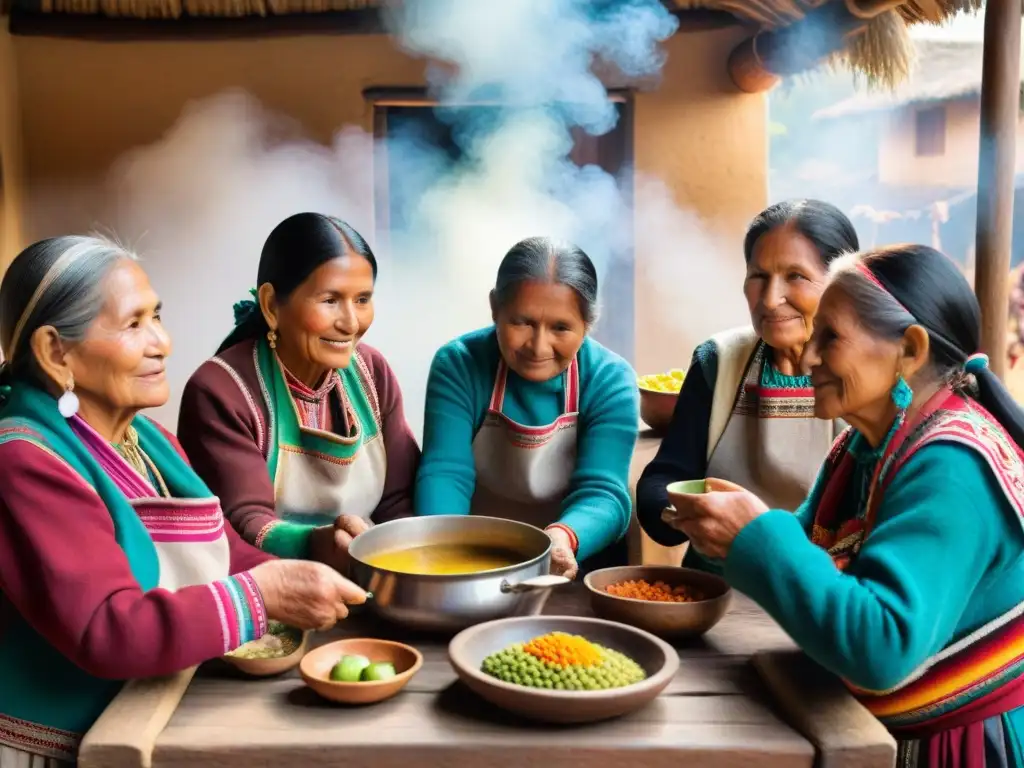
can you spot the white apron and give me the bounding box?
[704,329,841,511]
[469,357,580,529]
[0,748,67,768]
[70,417,234,592]
[0,421,235,768]
[675,327,841,573]
[252,342,387,526]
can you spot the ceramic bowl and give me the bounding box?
[222,625,309,677]
[638,387,678,434]
[448,615,679,724]
[584,565,732,639]
[665,479,709,534]
[666,478,707,501]
[300,638,423,705]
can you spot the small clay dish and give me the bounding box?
[222,624,309,677]
[300,638,422,705]
[584,565,732,640]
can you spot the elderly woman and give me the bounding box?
[0,236,366,767]
[636,199,859,571]
[667,244,1024,766]
[177,213,420,572]
[415,236,639,580]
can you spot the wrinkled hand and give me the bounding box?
[546,527,579,581]
[308,516,371,575]
[250,560,368,631]
[661,477,769,560]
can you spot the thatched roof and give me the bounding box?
[2,0,999,89]
[7,0,373,19]
[815,39,1024,118]
[670,0,991,89]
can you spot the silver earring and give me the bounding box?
[57,374,79,419]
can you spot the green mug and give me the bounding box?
[666,479,707,496]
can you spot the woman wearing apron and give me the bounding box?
[415,237,640,580]
[0,236,363,767]
[178,213,420,572]
[635,199,859,573]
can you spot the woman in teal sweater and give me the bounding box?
[666,244,1024,767]
[415,237,639,580]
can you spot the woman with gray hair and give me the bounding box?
[664,244,1024,766]
[414,236,640,580]
[0,236,367,767]
[636,199,858,573]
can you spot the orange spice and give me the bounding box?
[605,579,704,603]
[522,632,602,668]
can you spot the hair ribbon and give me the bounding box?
[4,246,91,363]
[232,287,260,327]
[964,353,989,374]
[854,261,913,316]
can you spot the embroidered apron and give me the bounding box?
[0,406,231,768]
[67,417,232,592]
[469,358,580,529]
[705,342,835,512]
[254,341,387,525]
[0,747,67,768]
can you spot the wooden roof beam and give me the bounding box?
[727,1,876,92]
[6,5,737,40]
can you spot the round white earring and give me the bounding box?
[57,376,79,419]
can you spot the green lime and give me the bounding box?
[360,661,397,682]
[330,654,370,682]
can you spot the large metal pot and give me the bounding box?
[348,515,567,633]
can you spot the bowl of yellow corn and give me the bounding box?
[637,370,684,434]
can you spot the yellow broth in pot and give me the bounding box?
[363,543,524,575]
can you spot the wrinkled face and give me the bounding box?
[266,255,375,381]
[63,260,172,415]
[802,285,903,423]
[493,280,587,383]
[743,224,829,354]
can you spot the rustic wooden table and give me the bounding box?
[76,585,895,768]
[79,428,894,768]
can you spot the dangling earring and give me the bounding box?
[57,374,80,419]
[267,329,277,350]
[890,374,913,411]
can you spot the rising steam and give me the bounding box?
[27,0,753,437]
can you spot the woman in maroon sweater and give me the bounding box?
[0,235,365,766]
[177,213,420,572]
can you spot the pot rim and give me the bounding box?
[348,515,553,581]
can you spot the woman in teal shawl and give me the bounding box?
[0,236,367,767]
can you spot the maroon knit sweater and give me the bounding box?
[0,421,273,682]
[176,340,420,548]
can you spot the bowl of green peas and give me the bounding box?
[447,615,679,724]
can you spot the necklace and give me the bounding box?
[112,426,169,497]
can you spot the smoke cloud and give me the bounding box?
[27,0,753,437]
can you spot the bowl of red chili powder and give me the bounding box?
[583,565,732,639]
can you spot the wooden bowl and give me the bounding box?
[448,615,679,724]
[638,387,678,434]
[299,638,423,705]
[583,565,732,640]
[222,627,309,677]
